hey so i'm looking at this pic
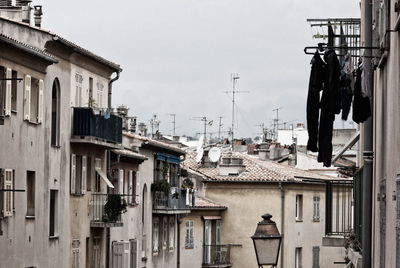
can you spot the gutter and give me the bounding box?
[279,182,285,268]
[108,71,120,109]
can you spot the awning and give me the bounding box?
[156,152,180,164]
[96,170,114,188]
[112,149,147,161]
[332,131,360,164]
[202,216,222,220]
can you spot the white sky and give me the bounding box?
[38,0,360,139]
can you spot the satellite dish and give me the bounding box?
[196,147,204,163]
[209,147,221,162]
[197,135,204,150]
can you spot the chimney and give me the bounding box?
[33,5,42,27]
[219,156,245,176]
[269,142,282,160]
[258,142,270,161]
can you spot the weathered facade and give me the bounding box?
[181,151,351,268]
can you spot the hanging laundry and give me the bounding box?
[317,49,340,167]
[339,53,354,121]
[353,63,371,123]
[306,51,326,152]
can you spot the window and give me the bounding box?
[1,169,14,217]
[163,217,168,249]
[295,247,302,268]
[24,76,43,124]
[312,246,320,268]
[49,190,58,237]
[72,239,80,268]
[127,170,137,205]
[0,67,17,116]
[96,81,104,108]
[169,216,175,250]
[88,77,93,107]
[94,158,102,193]
[216,220,221,245]
[26,171,35,217]
[11,70,17,112]
[313,196,320,221]
[75,73,83,107]
[118,169,124,195]
[129,239,137,268]
[70,154,87,195]
[295,194,303,221]
[185,220,194,249]
[51,79,61,146]
[152,217,159,254]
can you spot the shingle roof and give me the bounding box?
[184,152,343,183]
[193,196,227,210]
[0,33,57,63]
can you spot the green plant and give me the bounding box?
[182,178,194,189]
[104,194,124,222]
[162,163,169,179]
[172,192,179,199]
[151,179,170,193]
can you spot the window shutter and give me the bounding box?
[81,155,87,195]
[312,246,320,268]
[119,169,124,194]
[71,154,76,194]
[37,79,44,123]
[128,171,133,204]
[185,221,190,248]
[130,239,137,268]
[136,171,140,205]
[72,239,80,268]
[3,169,13,217]
[5,68,12,116]
[23,75,31,120]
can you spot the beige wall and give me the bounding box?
[202,182,345,268]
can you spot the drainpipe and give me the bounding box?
[177,215,181,268]
[362,0,373,267]
[108,71,120,109]
[279,182,285,268]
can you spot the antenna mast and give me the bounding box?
[169,113,176,136]
[224,74,249,145]
[218,116,223,143]
[272,107,283,141]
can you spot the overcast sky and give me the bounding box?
[38,0,360,139]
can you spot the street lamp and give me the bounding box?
[251,213,282,268]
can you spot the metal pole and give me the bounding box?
[362,0,373,267]
[218,116,222,143]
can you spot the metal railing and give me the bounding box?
[90,193,129,224]
[153,189,194,210]
[203,245,231,266]
[72,107,122,144]
[325,180,354,236]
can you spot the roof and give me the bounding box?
[184,152,346,183]
[0,33,57,63]
[192,196,227,210]
[53,36,122,72]
[111,149,147,161]
[0,17,121,72]
[123,132,186,155]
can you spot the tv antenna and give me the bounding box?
[169,113,176,136]
[149,114,161,137]
[272,107,283,141]
[218,116,223,143]
[224,74,250,146]
[191,116,213,145]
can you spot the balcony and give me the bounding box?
[71,107,122,148]
[90,193,127,228]
[152,188,194,214]
[203,245,231,268]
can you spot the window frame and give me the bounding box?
[185,219,194,249]
[313,196,320,222]
[26,170,35,217]
[295,194,303,222]
[152,217,159,254]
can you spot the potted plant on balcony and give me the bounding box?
[182,178,194,189]
[151,179,171,193]
[104,194,127,223]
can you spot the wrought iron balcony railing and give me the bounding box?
[153,188,194,212]
[90,193,129,227]
[203,245,231,267]
[72,107,122,144]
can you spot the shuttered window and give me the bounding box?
[23,75,31,120]
[4,68,11,116]
[70,154,87,195]
[169,216,175,250]
[2,169,13,217]
[72,239,80,268]
[23,75,43,124]
[185,220,194,249]
[296,195,303,221]
[163,217,168,249]
[129,239,137,268]
[152,217,159,254]
[312,246,320,268]
[313,196,320,221]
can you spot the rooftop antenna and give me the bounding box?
[169,113,176,136]
[224,74,249,147]
[149,114,160,137]
[191,116,213,145]
[218,116,223,143]
[272,107,283,141]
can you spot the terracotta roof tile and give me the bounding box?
[193,196,227,210]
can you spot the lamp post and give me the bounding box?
[251,213,282,268]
